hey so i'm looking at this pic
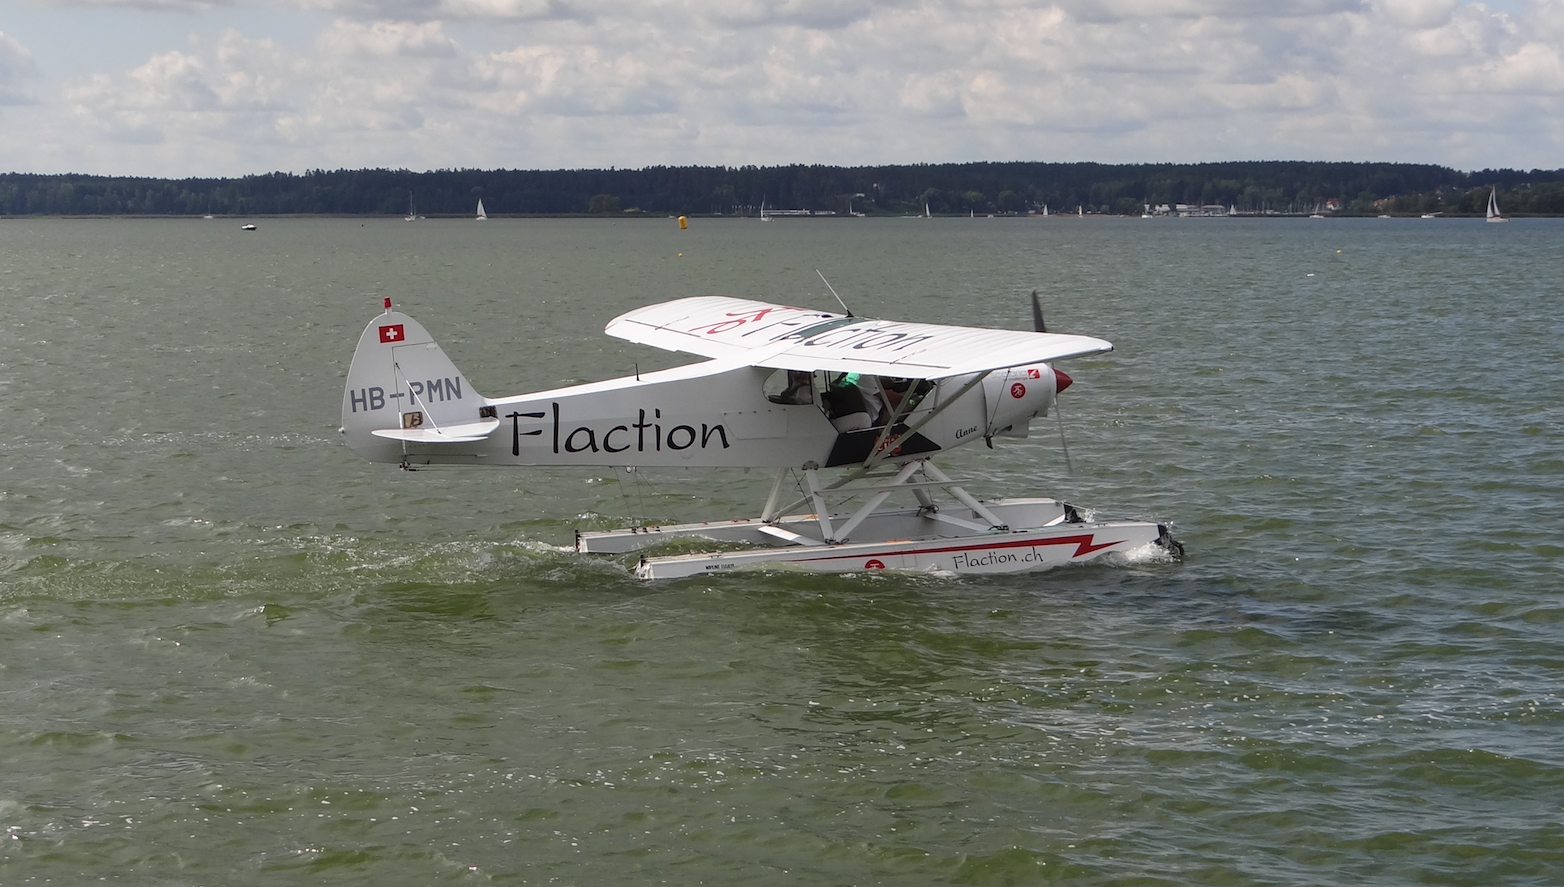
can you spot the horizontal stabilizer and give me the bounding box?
[371,420,500,443]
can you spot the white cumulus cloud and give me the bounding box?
[3,0,1562,175]
[0,31,40,105]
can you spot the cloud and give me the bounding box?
[898,74,967,119]
[703,0,878,30]
[287,0,873,28]
[1465,40,1564,94]
[0,31,40,105]
[1055,0,1367,24]
[287,0,594,22]
[24,0,237,9]
[64,29,303,148]
[1375,0,1460,30]
[297,20,497,140]
[315,18,460,57]
[12,1,1564,175]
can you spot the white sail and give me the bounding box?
[1486,187,1508,223]
[476,199,487,221]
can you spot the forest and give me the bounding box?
[2,160,1562,217]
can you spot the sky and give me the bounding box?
[1,0,1561,178]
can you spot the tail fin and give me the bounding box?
[340,309,492,463]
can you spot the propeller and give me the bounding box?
[1031,290,1074,475]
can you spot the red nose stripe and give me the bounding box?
[1054,368,1073,393]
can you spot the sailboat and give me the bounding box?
[760,199,772,222]
[404,191,419,222]
[1486,187,1509,223]
[925,202,931,219]
[476,199,487,221]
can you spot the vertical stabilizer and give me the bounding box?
[340,311,491,463]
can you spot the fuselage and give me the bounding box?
[340,312,1064,470]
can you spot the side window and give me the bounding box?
[882,377,934,414]
[764,369,816,405]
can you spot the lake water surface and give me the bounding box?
[1,216,1561,885]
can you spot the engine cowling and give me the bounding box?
[981,364,1067,439]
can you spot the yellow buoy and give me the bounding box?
[678,215,688,230]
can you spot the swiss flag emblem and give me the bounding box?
[378,324,405,344]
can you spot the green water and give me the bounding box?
[1,217,1560,885]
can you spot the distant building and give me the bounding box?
[1172,203,1229,217]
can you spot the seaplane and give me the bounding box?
[339,291,1182,578]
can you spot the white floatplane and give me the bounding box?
[340,294,1181,578]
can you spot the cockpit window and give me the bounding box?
[765,369,936,428]
[764,369,816,405]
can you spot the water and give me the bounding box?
[1,216,1561,885]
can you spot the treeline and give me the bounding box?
[2,161,1563,217]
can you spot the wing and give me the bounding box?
[605,296,1112,379]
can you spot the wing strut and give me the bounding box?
[861,371,992,470]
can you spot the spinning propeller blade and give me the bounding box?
[1053,381,1074,475]
[1031,290,1073,474]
